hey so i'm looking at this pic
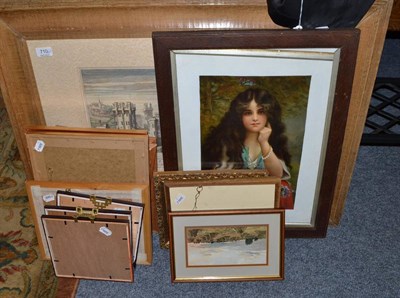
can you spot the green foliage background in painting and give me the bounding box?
[200,76,311,191]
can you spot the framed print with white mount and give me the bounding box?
[152,29,360,238]
[168,209,285,282]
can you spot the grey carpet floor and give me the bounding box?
[76,145,400,297]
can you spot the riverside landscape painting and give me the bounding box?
[185,225,269,267]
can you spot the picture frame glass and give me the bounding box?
[170,48,340,227]
[170,210,284,282]
[185,224,269,266]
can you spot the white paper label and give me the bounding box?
[35,47,53,57]
[34,140,45,152]
[99,226,112,236]
[175,194,186,205]
[42,194,55,203]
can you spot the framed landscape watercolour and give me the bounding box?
[152,29,360,237]
[168,209,284,282]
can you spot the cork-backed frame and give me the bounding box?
[25,126,149,184]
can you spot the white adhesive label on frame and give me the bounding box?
[34,140,45,152]
[42,194,55,203]
[175,194,186,205]
[36,47,53,57]
[99,226,112,237]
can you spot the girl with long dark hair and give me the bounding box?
[202,88,291,179]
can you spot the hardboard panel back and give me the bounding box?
[41,216,133,282]
[55,191,144,264]
[26,181,152,265]
[25,126,149,184]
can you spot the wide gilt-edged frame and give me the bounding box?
[155,169,281,248]
[0,0,393,228]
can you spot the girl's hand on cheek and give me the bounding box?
[258,123,272,145]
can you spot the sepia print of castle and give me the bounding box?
[82,68,163,168]
[88,99,161,142]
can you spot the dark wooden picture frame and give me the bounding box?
[152,29,360,238]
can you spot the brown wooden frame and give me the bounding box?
[153,29,359,239]
[152,29,358,173]
[0,0,393,227]
[168,209,285,282]
[25,126,149,184]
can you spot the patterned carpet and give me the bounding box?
[0,97,58,297]
[0,105,26,198]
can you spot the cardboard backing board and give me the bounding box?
[55,191,144,264]
[41,216,133,282]
[25,126,149,184]
[26,181,152,264]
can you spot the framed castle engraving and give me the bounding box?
[26,38,163,170]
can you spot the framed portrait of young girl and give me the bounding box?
[152,29,360,237]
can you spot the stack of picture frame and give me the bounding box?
[149,27,360,283]
[25,126,154,282]
[40,190,144,282]
[154,170,285,282]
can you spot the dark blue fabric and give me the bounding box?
[267,0,375,29]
